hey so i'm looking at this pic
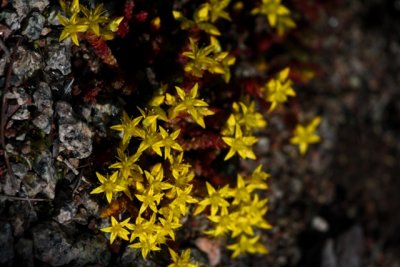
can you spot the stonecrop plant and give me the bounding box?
[57,0,123,65]
[73,0,322,265]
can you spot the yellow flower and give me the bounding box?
[101,216,134,244]
[129,214,157,242]
[136,128,162,156]
[251,0,292,28]
[171,83,214,128]
[90,171,125,203]
[168,248,198,267]
[129,232,161,259]
[231,101,267,134]
[230,174,254,205]
[59,0,80,15]
[290,116,321,155]
[58,12,88,46]
[111,112,144,145]
[153,127,183,159]
[195,0,231,23]
[80,3,108,36]
[135,188,164,214]
[182,38,220,78]
[194,182,230,215]
[230,195,271,237]
[109,148,143,181]
[222,125,258,160]
[276,14,296,36]
[145,163,173,194]
[248,165,270,190]
[263,67,296,111]
[159,213,182,240]
[214,51,236,83]
[205,212,237,237]
[169,185,198,216]
[227,234,268,258]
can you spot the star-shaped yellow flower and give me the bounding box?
[90,171,125,203]
[222,125,258,160]
[168,248,198,267]
[290,116,321,155]
[135,188,164,214]
[58,12,88,46]
[264,67,296,111]
[153,127,182,159]
[251,0,292,27]
[101,216,134,244]
[194,182,230,215]
[227,234,267,258]
[171,83,214,128]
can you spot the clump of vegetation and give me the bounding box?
[57,0,123,65]
[57,0,321,264]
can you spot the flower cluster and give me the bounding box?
[58,0,123,46]
[91,82,218,259]
[221,100,267,161]
[174,0,236,83]
[173,0,231,36]
[182,38,236,82]
[194,166,271,258]
[57,0,123,65]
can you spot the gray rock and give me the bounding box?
[32,114,52,133]
[336,225,363,267]
[81,193,99,217]
[33,222,110,267]
[73,235,111,267]
[321,225,364,267]
[0,11,21,31]
[11,163,28,179]
[22,173,44,197]
[28,0,50,12]
[47,8,61,26]
[6,88,31,121]
[34,82,53,113]
[59,122,93,159]
[55,203,77,224]
[5,87,31,106]
[312,216,329,232]
[45,44,71,75]
[119,248,140,267]
[12,0,30,19]
[33,222,76,266]
[0,54,6,76]
[91,103,121,137]
[12,47,42,81]
[8,201,37,236]
[33,82,54,133]
[322,239,338,267]
[21,11,46,40]
[1,172,22,195]
[0,221,14,264]
[56,102,93,159]
[15,238,34,267]
[33,150,57,199]
[56,101,75,123]
[11,106,31,120]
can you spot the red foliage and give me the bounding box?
[85,32,118,66]
[117,0,135,37]
[134,11,148,23]
[180,128,225,151]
